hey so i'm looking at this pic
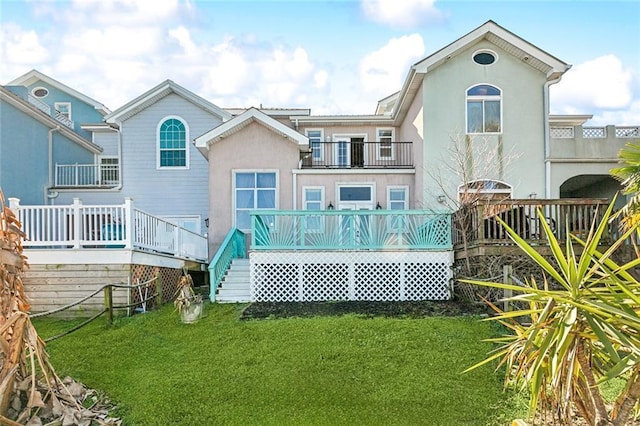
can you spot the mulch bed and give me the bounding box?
[241,300,491,320]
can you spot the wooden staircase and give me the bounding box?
[215,258,251,303]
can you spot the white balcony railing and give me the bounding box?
[8,198,207,262]
[54,111,74,128]
[55,163,120,187]
[27,95,51,114]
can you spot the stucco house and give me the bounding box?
[2,20,638,309]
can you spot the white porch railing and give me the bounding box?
[8,198,207,262]
[55,163,120,187]
[26,95,74,128]
[27,95,51,114]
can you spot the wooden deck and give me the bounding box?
[452,198,622,260]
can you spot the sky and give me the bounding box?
[1,0,639,125]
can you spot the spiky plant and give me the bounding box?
[464,199,640,425]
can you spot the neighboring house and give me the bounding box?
[52,80,233,236]
[0,85,104,204]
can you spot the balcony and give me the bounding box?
[27,95,75,129]
[55,163,120,188]
[452,198,623,259]
[8,198,207,262]
[300,141,413,169]
[251,209,450,250]
[549,125,640,160]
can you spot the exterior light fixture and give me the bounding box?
[327,202,334,210]
[437,195,446,204]
[376,202,382,210]
[205,218,209,228]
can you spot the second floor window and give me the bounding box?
[158,118,188,168]
[377,128,394,159]
[306,129,323,161]
[466,84,501,134]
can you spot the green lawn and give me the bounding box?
[35,304,525,425]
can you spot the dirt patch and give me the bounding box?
[241,300,491,320]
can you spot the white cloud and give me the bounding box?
[552,55,633,111]
[359,34,425,98]
[0,23,50,66]
[361,0,444,28]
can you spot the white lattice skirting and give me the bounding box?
[250,251,453,302]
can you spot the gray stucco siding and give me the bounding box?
[422,40,548,203]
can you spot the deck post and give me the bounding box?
[123,198,134,249]
[72,198,82,249]
[104,285,113,324]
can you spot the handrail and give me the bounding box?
[250,210,451,251]
[208,228,246,302]
[30,276,160,342]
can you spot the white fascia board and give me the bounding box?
[1,87,103,154]
[7,69,111,115]
[195,108,308,152]
[413,21,569,77]
[105,80,232,123]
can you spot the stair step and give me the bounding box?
[217,296,251,303]
[213,258,252,303]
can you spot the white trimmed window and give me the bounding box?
[157,116,189,169]
[163,216,201,234]
[377,128,394,160]
[54,102,71,120]
[99,157,119,185]
[303,187,324,232]
[387,186,408,231]
[387,186,408,210]
[466,84,501,134]
[234,171,277,231]
[306,129,324,162]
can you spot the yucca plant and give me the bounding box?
[464,199,640,425]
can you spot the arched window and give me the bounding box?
[158,117,188,168]
[458,179,512,203]
[466,84,501,134]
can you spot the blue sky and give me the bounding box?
[1,0,639,124]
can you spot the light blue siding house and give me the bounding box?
[0,85,103,204]
[63,80,233,235]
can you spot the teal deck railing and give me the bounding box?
[208,228,246,302]
[251,210,451,250]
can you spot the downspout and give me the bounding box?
[113,119,124,191]
[543,75,563,199]
[292,169,297,211]
[47,126,61,203]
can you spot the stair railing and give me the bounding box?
[208,228,246,302]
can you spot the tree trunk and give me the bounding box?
[612,367,640,425]
[576,343,611,425]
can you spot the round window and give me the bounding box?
[473,51,496,65]
[32,87,49,98]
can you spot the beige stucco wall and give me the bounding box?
[296,173,415,209]
[399,81,425,208]
[421,40,548,209]
[298,126,375,141]
[549,162,619,199]
[207,121,299,250]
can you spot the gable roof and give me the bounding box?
[195,107,308,157]
[0,86,103,154]
[7,69,111,116]
[391,20,571,125]
[105,80,232,123]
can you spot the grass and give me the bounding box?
[34,303,525,425]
